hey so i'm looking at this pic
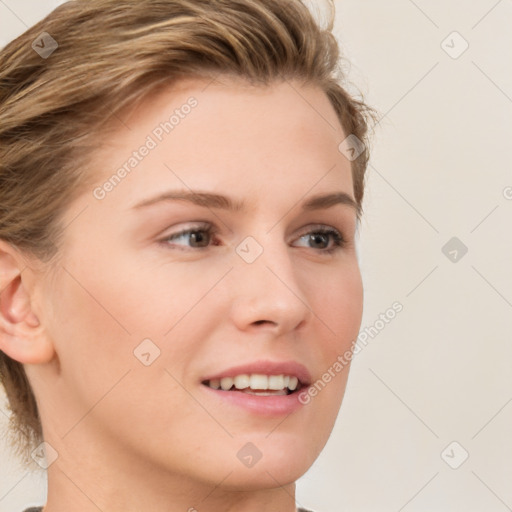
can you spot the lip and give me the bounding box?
[200,360,312,417]
[201,359,312,386]
[201,385,307,416]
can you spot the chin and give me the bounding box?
[223,437,319,490]
[217,458,312,491]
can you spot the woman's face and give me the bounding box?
[33,78,363,489]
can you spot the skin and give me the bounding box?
[0,77,363,512]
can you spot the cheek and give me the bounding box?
[43,267,197,442]
[43,249,228,414]
[303,262,362,418]
[309,262,363,352]
[42,270,135,431]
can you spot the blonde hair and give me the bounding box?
[0,0,374,462]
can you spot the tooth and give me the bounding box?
[213,374,300,392]
[234,374,250,389]
[268,375,285,390]
[220,377,234,390]
[288,376,298,391]
[250,374,268,390]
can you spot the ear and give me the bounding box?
[0,240,55,364]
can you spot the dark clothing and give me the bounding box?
[25,507,314,511]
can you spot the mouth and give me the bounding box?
[199,360,312,415]
[201,373,306,396]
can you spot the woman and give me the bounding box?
[0,1,373,511]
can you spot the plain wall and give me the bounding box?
[1,1,511,511]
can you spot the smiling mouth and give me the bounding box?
[201,374,305,396]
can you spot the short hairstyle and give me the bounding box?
[0,0,374,463]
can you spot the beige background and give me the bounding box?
[1,1,511,511]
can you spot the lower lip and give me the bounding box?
[201,385,306,416]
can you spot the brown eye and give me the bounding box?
[161,224,215,248]
[186,230,211,247]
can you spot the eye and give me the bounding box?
[293,226,346,254]
[160,223,218,249]
[158,223,346,254]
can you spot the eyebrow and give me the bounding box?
[133,190,359,215]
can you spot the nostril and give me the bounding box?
[252,319,278,327]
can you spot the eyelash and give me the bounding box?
[159,223,346,255]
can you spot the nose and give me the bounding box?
[228,238,312,336]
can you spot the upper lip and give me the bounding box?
[201,360,312,387]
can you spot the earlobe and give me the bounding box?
[0,242,53,364]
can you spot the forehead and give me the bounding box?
[88,77,353,210]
